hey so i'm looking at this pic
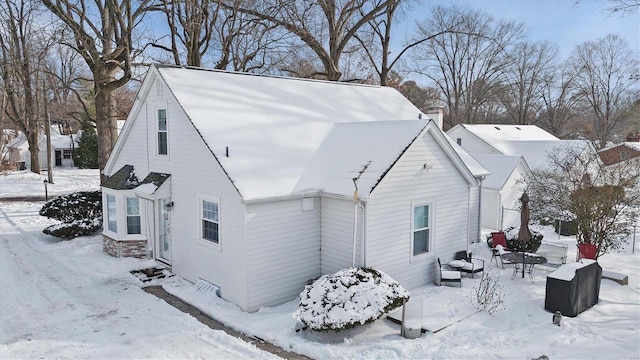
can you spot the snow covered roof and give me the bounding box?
[445,136,490,178]
[458,124,559,142]
[293,120,428,198]
[599,142,640,153]
[470,153,526,189]
[156,65,426,200]
[492,140,591,169]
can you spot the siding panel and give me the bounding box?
[366,131,474,291]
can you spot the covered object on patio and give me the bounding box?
[544,259,602,317]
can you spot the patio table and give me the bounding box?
[501,252,547,280]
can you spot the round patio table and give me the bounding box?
[500,252,547,279]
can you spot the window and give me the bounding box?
[456,138,462,146]
[106,194,117,232]
[126,197,141,235]
[413,204,430,256]
[620,150,627,160]
[202,200,219,243]
[157,109,168,155]
[63,150,73,159]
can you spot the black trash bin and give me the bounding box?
[545,259,602,317]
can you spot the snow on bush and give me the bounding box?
[295,267,409,332]
[40,191,102,239]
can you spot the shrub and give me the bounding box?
[43,218,103,239]
[40,191,102,239]
[295,267,409,332]
[73,129,99,169]
[471,271,505,314]
[487,226,543,253]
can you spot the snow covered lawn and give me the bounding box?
[0,201,278,359]
[1,169,638,359]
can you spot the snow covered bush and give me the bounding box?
[40,191,102,239]
[503,226,543,253]
[295,267,409,332]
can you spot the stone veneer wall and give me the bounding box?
[103,235,147,258]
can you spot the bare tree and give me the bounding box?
[606,0,640,14]
[528,144,640,257]
[568,34,639,148]
[413,5,524,128]
[499,40,558,125]
[41,0,153,181]
[230,0,397,81]
[537,64,581,138]
[0,0,51,173]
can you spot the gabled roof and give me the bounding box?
[599,142,640,152]
[445,135,490,178]
[293,120,428,198]
[492,140,591,169]
[470,153,528,189]
[154,65,426,200]
[455,124,559,142]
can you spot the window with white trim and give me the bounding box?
[413,204,430,256]
[157,109,168,155]
[126,197,141,234]
[201,200,219,243]
[63,150,73,159]
[106,194,117,232]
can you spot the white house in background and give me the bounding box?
[102,64,488,312]
[470,153,531,230]
[447,124,595,231]
[446,124,592,169]
[1,129,80,170]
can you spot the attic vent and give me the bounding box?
[515,126,521,130]
[494,126,501,130]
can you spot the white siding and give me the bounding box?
[366,131,473,291]
[320,197,364,274]
[468,185,481,243]
[245,198,320,311]
[106,73,249,309]
[500,163,528,230]
[447,127,500,154]
[481,188,501,230]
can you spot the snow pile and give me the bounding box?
[295,267,410,331]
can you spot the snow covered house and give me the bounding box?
[598,141,640,166]
[102,64,487,312]
[1,129,80,170]
[470,153,531,230]
[446,124,592,169]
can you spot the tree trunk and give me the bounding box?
[27,130,40,173]
[94,82,118,184]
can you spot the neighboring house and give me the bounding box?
[470,153,531,230]
[447,124,595,231]
[447,124,593,170]
[102,64,488,312]
[598,141,640,166]
[1,129,80,170]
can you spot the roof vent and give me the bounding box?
[515,126,521,130]
[494,126,501,130]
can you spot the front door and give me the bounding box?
[158,198,171,264]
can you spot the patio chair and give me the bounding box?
[489,231,509,268]
[451,251,485,278]
[437,258,461,287]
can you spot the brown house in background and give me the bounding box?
[598,132,640,166]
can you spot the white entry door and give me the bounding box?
[158,198,172,264]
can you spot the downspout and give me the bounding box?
[466,184,471,251]
[352,192,358,267]
[477,176,484,243]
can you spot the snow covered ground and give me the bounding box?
[1,169,639,359]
